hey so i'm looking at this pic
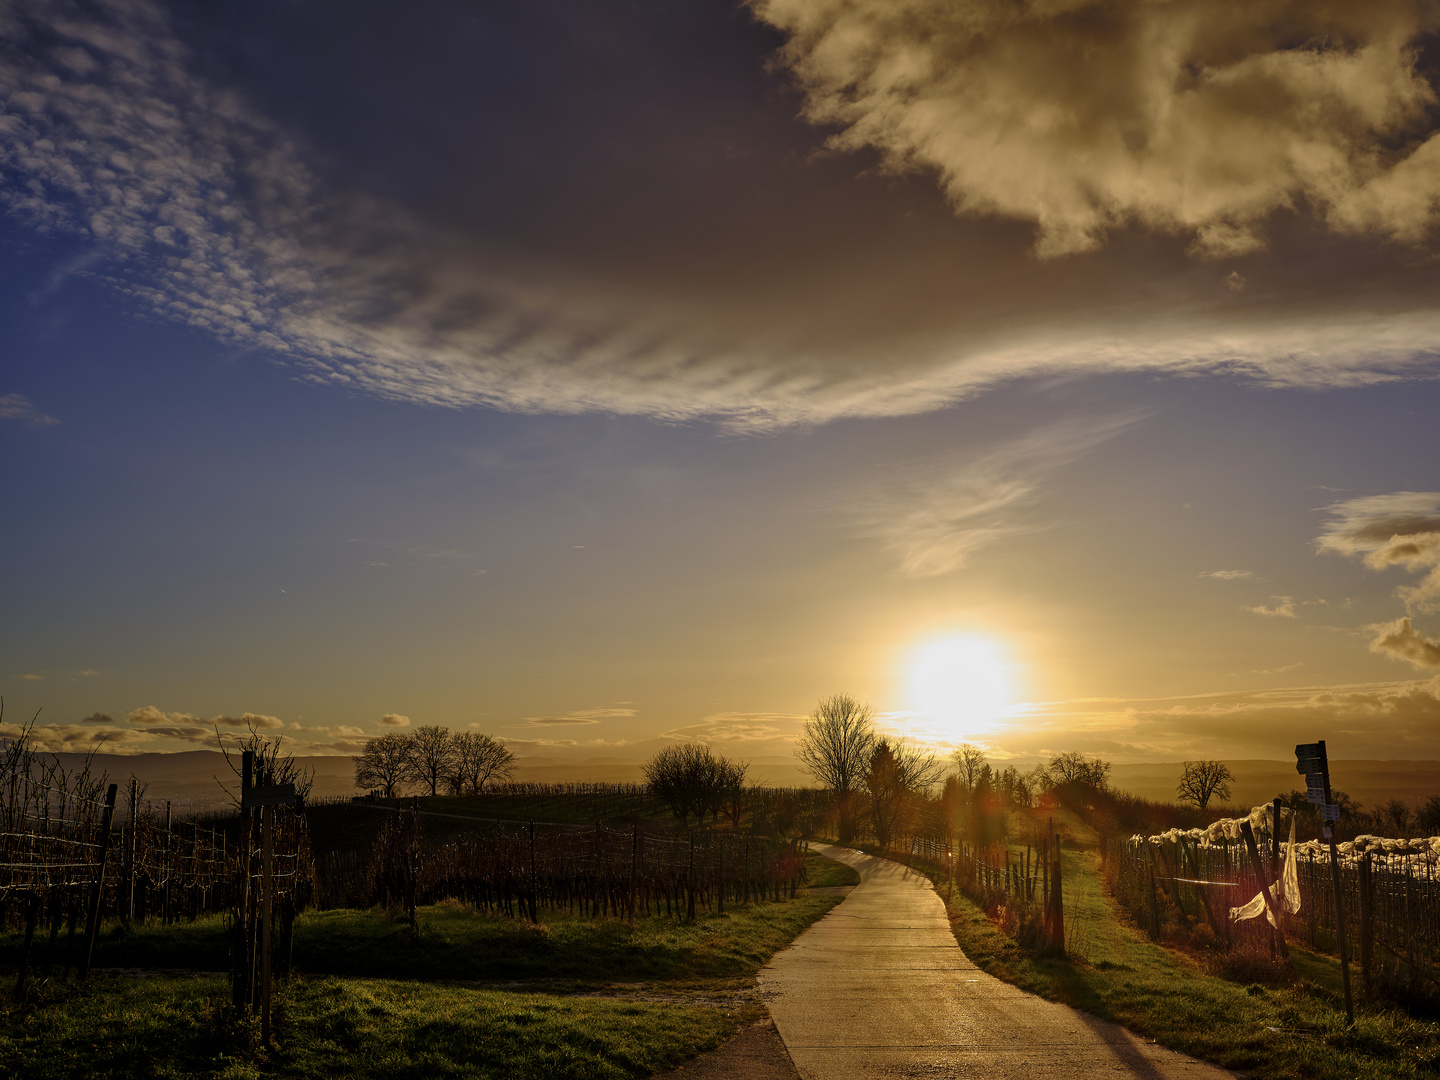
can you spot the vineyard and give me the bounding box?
[315,802,808,922]
[1115,803,1440,1002]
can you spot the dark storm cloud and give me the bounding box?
[752,0,1440,257]
[5,0,1440,430]
[1318,492,1440,610]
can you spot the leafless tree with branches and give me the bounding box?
[405,725,455,796]
[1176,760,1233,811]
[447,732,515,795]
[354,732,418,798]
[795,693,876,844]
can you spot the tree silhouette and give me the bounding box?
[795,693,875,844]
[1176,760,1233,810]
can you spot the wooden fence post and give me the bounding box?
[162,801,172,925]
[528,819,538,923]
[1358,853,1372,994]
[1050,843,1066,957]
[1239,820,1288,959]
[234,750,253,1011]
[80,783,119,979]
[261,803,274,1045]
[125,777,138,924]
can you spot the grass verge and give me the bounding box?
[0,972,733,1079]
[901,844,1440,1080]
[19,894,841,983]
[804,851,860,888]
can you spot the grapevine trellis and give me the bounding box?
[1118,804,1440,999]
[317,803,807,923]
[909,821,1069,954]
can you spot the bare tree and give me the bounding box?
[867,739,944,849]
[1048,751,1111,790]
[405,725,455,797]
[795,693,876,843]
[354,732,416,797]
[951,744,987,794]
[1176,760,1234,811]
[1418,794,1440,835]
[1382,797,1412,836]
[448,732,516,795]
[715,755,750,828]
[644,743,727,823]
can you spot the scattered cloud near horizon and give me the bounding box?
[0,392,59,425]
[519,707,637,728]
[1202,570,1256,580]
[754,0,1440,258]
[1245,596,1297,618]
[379,713,411,727]
[127,706,283,730]
[1012,673,1440,759]
[1370,617,1440,669]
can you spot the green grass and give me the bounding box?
[0,973,733,1080]
[916,845,1440,1080]
[804,851,860,888]
[1,892,843,1078]
[30,895,840,983]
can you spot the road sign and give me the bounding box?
[1296,742,1325,758]
[1296,755,1325,775]
[1321,803,1341,821]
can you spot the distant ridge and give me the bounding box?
[17,749,1437,815]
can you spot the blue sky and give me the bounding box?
[3,0,1440,766]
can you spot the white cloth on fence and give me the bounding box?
[1229,812,1300,926]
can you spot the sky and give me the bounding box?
[3,0,1440,769]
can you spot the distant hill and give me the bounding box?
[1108,760,1440,812]
[22,749,1438,817]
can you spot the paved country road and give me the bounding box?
[758,843,1237,1080]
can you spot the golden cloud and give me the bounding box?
[753,0,1440,257]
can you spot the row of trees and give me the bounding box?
[352,727,515,797]
[641,743,748,825]
[794,693,945,845]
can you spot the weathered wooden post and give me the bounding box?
[80,783,119,979]
[162,801,173,925]
[1050,842,1066,957]
[234,751,253,1011]
[1297,740,1353,1023]
[1239,820,1288,959]
[528,819,538,923]
[1358,853,1373,993]
[260,801,274,1045]
[125,777,138,924]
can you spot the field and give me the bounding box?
[0,851,851,1078]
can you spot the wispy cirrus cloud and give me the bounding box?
[842,415,1141,576]
[1201,570,1256,581]
[0,393,58,425]
[519,707,637,728]
[3,1,1440,433]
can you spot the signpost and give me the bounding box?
[1295,740,1354,1023]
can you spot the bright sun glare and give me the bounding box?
[906,635,1015,739]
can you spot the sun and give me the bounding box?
[904,635,1015,740]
